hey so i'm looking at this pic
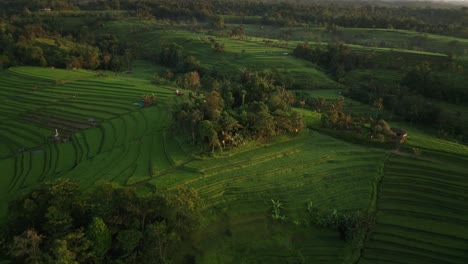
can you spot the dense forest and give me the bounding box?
[1,179,202,263]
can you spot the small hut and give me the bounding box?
[391,128,408,142]
[391,128,408,138]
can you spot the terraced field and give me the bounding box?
[242,25,468,55]
[150,131,387,262]
[343,69,402,86]
[102,20,343,90]
[1,25,467,262]
[0,66,182,216]
[360,152,468,264]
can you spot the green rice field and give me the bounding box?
[1,19,468,262]
[241,24,468,55]
[0,65,179,216]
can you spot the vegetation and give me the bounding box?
[2,179,201,263]
[0,0,467,263]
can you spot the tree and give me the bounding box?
[203,91,224,122]
[372,97,384,118]
[11,229,43,264]
[58,229,92,263]
[198,120,220,152]
[313,97,327,113]
[179,55,203,73]
[321,98,345,129]
[230,26,245,39]
[220,112,241,148]
[290,110,304,133]
[169,186,202,231]
[50,240,78,264]
[159,43,184,68]
[44,205,73,237]
[16,43,47,66]
[181,71,201,94]
[273,110,292,134]
[116,229,143,256]
[249,102,276,140]
[401,61,435,96]
[189,109,204,145]
[144,221,180,264]
[211,15,224,29]
[86,217,111,259]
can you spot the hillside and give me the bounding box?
[0,63,467,263]
[0,3,468,263]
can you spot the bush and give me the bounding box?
[306,202,367,241]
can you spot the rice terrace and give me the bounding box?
[0,0,467,263]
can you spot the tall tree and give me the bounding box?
[11,229,43,264]
[86,217,111,260]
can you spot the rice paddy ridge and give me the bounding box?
[0,104,178,217]
[358,151,468,264]
[0,66,183,218]
[241,24,468,55]
[0,66,167,138]
[150,130,384,219]
[143,131,384,263]
[102,21,343,90]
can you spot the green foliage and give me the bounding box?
[306,202,367,242]
[169,186,202,231]
[143,221,180,263]
[1,4,468,263]
[10,229,43,264]
[271,199,287,222]
[180,71,201,93]
[401,61,439,97]
[294,41,373,78]
[51,240,79,264]
[2,180,196,264]
[210,15,224,30]
[173,69,304,150]
[158,44,204,74]
[116,229,142,255]
[86,217,111,258]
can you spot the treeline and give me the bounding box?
[93,1,468,38]
[315,97,402,144]
[173,69,304,151]
[1,0,467,38]
[294,42,466,103]
[294,41,374,79]
[346,81,466,142]
[0,13,128,70]
[0,179,202,264]
[293,41,466,141]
